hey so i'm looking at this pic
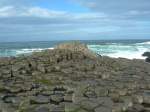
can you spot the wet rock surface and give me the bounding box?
[143,52,150,63]
[0,42,150,112]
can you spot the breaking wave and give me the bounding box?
[135,41,150,45]
[0,48,54,57]
[88,41,150,59]
[0,40,150,59]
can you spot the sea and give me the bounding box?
[0,39,150,59]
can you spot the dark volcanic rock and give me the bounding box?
[143,52,150,57]
[50,94,64,104]
[30,95,50,104]
[0,42,150,112]
[143,52,150,63]
[34,106,50,112]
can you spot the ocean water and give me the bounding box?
[0,40,150,59]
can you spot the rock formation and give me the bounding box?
[55,41,97,58]
[143,52,150,63]
[0,42,150,112]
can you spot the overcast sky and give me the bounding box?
[0,0,150,42]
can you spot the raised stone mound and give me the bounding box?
[55,41,97,58]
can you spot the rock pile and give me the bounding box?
[0,42,150,112]
[55,41,97,58]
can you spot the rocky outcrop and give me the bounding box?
[143,52,150,63]
[55,41,97,58]
[0,42,150,112]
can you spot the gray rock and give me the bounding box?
[55,41,97,58]
[95,87,108,97]
[118,89,128,96]
[143,90,150,104]
[132,104,145,112]
[101,73,110,79]
[83,86,97,98]
[41,91,53,96]
[80,99,99,111]
[49,104,65,112]
[53,66,61,72]
[133,94,144,104]
[34,106,49,112]
[95,106,111,112]
[98,97,114,108]
[112,103,125,112]
[37,64,46,73]
[50,94,64,104]
[12,65,21,72]
[0,100,16,112]
[3,95,21,105]
[53,86,67,94]
[120,96,133,108]
[30,95,50,104]
[5,86,22,93]
[64,94,73,102]
[63,102,80,112]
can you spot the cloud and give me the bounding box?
[0,6,109,25]
[0,0,35,7]
[0,0,150,41]
[128,10,150,16]
[0,4,116,41]
[74,0,150,20]
[75,0,150,12]
[0,6,67,17]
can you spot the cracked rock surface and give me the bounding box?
[0,42,150,112]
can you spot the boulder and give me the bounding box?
[143,52,150,63]
[95,87,109,97]
[143,52,150,57]
[50,94,64,104]
[30,95,50,104]
[63,94,73,102]
[34,106,50,112]
[145,58,150,63]
[81,99,99,111]
[142,90,150,104]
[64,102,80,112]
[95,106,111,112]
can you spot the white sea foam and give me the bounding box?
[15,48,54,55]
[104,50,146,59]
[14,45,149,59]
[135,41,150,45]
[88,43,150,59]
[0,41,149,59]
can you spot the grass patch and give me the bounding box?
[34,76,63,86]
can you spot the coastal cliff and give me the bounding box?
[0,42,150,112]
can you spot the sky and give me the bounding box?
[0,0,150,42]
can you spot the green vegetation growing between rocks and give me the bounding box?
[35,78,55,86]
[37,78,52,85]
[33,74,63,86]
[0,86,5,92]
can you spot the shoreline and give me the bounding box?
[0,40,150,59]
[0,47,148,60]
